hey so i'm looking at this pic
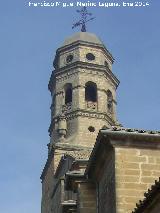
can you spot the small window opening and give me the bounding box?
[88,126,95,132]
[65,84,72,105]
[85,82,97,102]
[86,53,95,61]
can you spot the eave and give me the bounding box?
[85,126,160,176]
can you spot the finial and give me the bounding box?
[72,7,95,32]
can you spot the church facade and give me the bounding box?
[40,31,160,213]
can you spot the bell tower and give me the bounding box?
[48,7,120,153]
[48,32,120,149]
[41,30,120,213]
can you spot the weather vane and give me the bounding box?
[72,7,95,32]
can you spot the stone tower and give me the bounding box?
[41,32,120,213]
[48,32,119,148]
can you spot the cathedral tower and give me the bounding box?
[41,31,120,213]
[48,32,119,149]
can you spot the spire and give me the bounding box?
[72,7,95,32]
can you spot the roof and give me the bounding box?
[54,149,91,178]
[132,177,160,213]
[101,126,160,136]
[85,126,160,176]
[62,32,103,46]
[64,150,91,160]
[99,126,160,143]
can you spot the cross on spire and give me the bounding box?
[72,7,95,32]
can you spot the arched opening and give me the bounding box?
[85,81,97,102]
[64,83,72,105]
[107,90,113,113]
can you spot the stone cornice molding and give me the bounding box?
[100,129,160,149]
[56,62,119,85]
[48,109,115,135]
[65,110,114,123]
[53,142,92,151]
[48,61,119,92]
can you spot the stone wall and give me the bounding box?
[41,154,74,213]
[98,148,116,213]
[115,147,160,213]
[41,155,55,213]
[50,180,62,213]
[77,182,96,213]
[68,116,110,147]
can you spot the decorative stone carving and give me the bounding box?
[86,101,97,111]
[62,103,72,113]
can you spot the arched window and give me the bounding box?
[64,83,72,105]
[85,81,97,102]
[107,90,113,113]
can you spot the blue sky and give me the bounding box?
[0,0,160,212]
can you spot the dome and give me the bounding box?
[62,32,103,46]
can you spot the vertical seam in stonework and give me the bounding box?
[138,149,142,184]
[139,162,143,184]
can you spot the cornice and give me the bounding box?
[56,61,118,84]
[48,109,115,135]
[65,110,115,123]
[53,142,92,152]
[100,128,160,147]
[48,61,119,93]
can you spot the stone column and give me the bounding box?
[97,89,106,113]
